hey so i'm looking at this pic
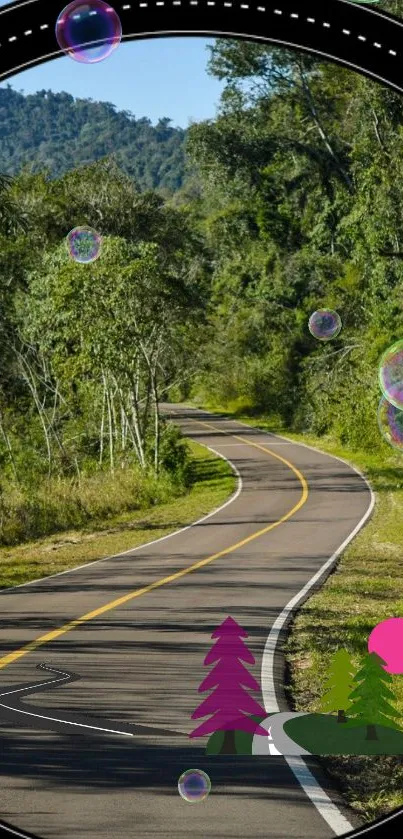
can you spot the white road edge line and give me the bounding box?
[0,696,136,736]
[0,404,373,832]
[188,406,375,836]
[0,443,242,595]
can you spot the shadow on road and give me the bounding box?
[0,729,305,803]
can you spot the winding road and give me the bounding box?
[0,405,373,839]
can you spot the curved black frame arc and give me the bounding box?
[1,0,403,838]
[0,0,402,93]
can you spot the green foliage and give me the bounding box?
[348,653,401,732]
[320,648,356,718]
[0,152,207,544]
[157,422,192,486]
[0,466,180,546]
[185,39,403,459]
[0,87,187,193]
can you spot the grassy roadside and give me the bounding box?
[0,438,236,590]
[189,398,403,822]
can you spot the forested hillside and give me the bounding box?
[2,37,403,546]
[0,86,187,192]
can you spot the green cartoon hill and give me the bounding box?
[284,714,403,755]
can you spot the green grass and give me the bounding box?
[188,399,403,822]
[0,439,236,590]
[284,714,403,755]
[0,466,179,547]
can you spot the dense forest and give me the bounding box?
[0,86,187,193]
[1,20,403,547]
[184,37,403,451]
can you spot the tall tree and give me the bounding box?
[320,648,355,723]
[347,652,400,741]
[190,617,267,754]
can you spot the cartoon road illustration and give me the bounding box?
[193,615,403,757]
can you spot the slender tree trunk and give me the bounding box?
[219,729,236,755]
[130,372,146,469]
[365,724,378,741]
[152,370,160,477]
[99,379,106,466]
[0,410,19,482]
[19,356,53,478]
[297,63,354,193]
[110,384,118,442]
[141,378,152,443]
[337,709,347,724]
[121,404,126,453]
[114,384,143,467]
[138,334,163,476]
[103,375,114,476]
[51,424,81,482]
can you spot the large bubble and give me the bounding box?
[55,1,122,64]
[379,339,403,410]
[66,226,102,263]
[178,769,211,803]
[378,396,403,451]
[308,309,342,341]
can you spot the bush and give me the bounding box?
[0,463,185,547]
[158,421,192,486]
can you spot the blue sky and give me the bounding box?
[0,4,225,128]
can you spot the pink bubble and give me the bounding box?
[368,617,403,674]
[55,1,122,65]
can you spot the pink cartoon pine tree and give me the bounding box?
[190,616,267,754]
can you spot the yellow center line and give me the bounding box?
[0,420,309,671]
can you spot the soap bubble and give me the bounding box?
[178,769,211,803]
[55,0,122,64]
[66,226,102,263]
[379,339,403,410]
[378,396,403,451]
[308,309,342,341]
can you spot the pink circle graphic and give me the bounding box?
[368,617,403,674]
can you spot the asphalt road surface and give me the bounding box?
[0,405,373,839]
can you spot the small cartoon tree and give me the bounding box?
[320,648,355,723]
[347,652,400,741]
[190,617,267,754]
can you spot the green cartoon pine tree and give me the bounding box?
[347,652,400,741]
[320,648,355,723]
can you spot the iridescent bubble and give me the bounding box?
[55,0,122,64]
[308,309,342,341]
[378,396,403,451]
[66,226,102,263]
[178,769,211,803]
[379,339,403,410]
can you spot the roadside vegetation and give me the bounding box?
[0,439,235,589]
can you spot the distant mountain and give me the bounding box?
[0,86,188,193]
